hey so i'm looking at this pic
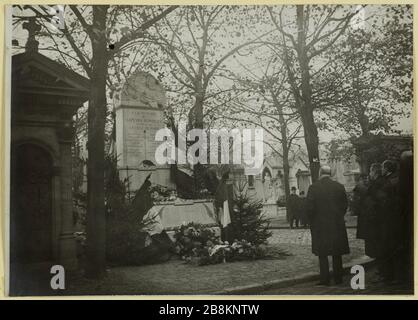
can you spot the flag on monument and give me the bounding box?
[222,200,231,228]
[215,177,231,228]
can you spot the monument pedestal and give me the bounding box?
[115,71,174,191]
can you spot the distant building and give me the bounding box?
[227,143,361,220]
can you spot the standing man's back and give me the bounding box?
[307,166,349,285]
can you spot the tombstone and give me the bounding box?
[261,167,274,203]
[114,71,174,191]
[296,169,311,195]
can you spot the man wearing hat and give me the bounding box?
[287,186,300,228]
[306,165,350,285]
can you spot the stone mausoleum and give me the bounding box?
[9,19,89,293]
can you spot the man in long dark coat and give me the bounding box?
[287,187,300,228]
[306,165,349,285]
[359,163,385,258]
[298,191,309,228]
[377,160,402,282]
[353,174,368,239]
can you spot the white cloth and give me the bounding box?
[222,200,231,227]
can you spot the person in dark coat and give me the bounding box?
[359,163,385,258]
[398,151,413,287]
[298,191,309,228]
[353,174,368,239]
[376,160,402,282]
[287,187,300,228]
[306,165,349,285]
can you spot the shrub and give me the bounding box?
[105,156,174,266]
[75,154,173,266]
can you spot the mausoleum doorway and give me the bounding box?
[10,143,53,265]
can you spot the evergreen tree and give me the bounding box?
[230,182,272,245]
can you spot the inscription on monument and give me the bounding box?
[122,108,165,166]
[115,71,166,168]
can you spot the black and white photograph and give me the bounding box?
[4,3,414,297]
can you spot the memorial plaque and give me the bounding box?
[115,71,166,167]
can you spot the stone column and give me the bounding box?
[57,128,77,270]
[51,164,62,262]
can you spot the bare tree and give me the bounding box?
[323,6,413,137]
[149,6,271,130]
[141,6,271,191]
[224,54,302,202]
[268,5,360,181]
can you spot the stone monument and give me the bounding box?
[114,71,217,231]
[115,71,174,191]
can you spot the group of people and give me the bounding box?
[353,153,413,285]
[212,152,413,287]
[305,150,413,286]
[287,187,309,229]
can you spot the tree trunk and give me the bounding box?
[282,146,291,223]
[359,110,371,137]
[194,92,204,130]
[301,110,320,182]
[296,5,320,182]
[192,89,205,194]
[273,93,291,203]
[282,146,291,203]
[85,5,109,279]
